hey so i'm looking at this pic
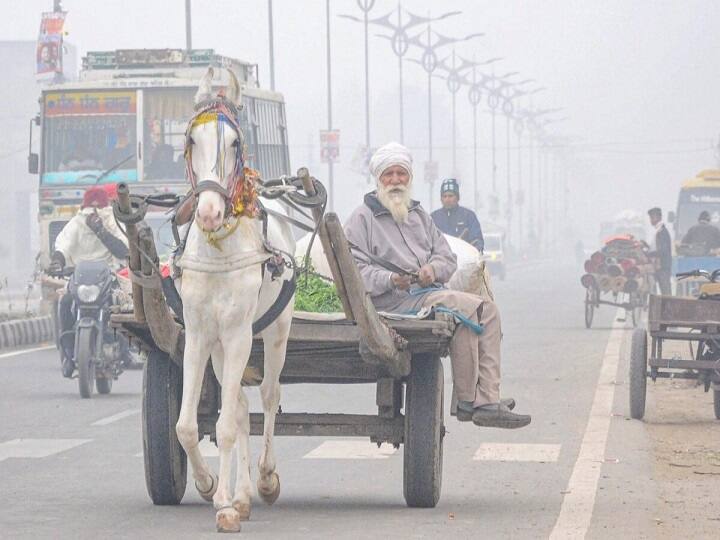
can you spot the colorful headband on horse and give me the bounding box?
[184,96,258,218]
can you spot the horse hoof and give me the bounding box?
[257,472,280,505]
[196,472,218,502]
[216,507,242,533]
[232,501,251,521]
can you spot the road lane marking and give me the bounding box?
[0,345,54,360]
[92,409,140,426]
[0,438,92,462]
[550,309,625,539]
[303,440,397,459]
[473,443,560,463]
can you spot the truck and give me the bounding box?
[28,48,291,268]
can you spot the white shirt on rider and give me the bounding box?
[54,206,128,269]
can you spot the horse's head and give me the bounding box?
[187,67,244,232]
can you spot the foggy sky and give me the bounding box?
[3,0,720,243]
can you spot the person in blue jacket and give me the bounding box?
[430,178,485,253]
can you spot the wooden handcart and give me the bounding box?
[110,177,456,509]
[629,290,720,420]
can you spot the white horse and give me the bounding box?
[174,67,294,533]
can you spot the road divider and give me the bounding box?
[0,315,54,351]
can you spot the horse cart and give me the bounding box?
[110,174,455,509]
[629,270,720,420]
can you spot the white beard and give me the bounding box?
[377,183,412,224]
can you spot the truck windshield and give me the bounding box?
[42,91,137,185]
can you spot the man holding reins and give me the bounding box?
[344,142,531,429]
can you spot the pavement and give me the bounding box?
[0,260,717,539]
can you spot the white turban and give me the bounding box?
[369,142,413,183]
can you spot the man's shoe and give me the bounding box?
[457,398,516,422]
[471,403,531,429]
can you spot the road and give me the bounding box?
[1,260,718,539]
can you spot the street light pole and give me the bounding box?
[185,0,192,51]
[268,0,275,90]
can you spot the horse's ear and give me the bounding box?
[194,67,214,105]
[227,68,242,108]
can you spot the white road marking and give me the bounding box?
[303,440,397,459]
[550,310,625,539]
[0,345,54,360]
[135,437,218,458]
[473,443,560,463]
[91,409,140,426]
[0,438,92,462]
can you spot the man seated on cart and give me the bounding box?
[344,142,531,429]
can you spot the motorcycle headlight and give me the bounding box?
[77,284,100,303]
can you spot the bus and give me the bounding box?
[670,169,720,294]
[28,48,291,264]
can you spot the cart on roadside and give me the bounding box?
[629,269,720,420]
[581,236,655,329]
[109,172,456,509]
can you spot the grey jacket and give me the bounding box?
[344,192,458,313]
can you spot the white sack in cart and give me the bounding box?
[294,231,493,301]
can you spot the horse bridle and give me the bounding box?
[184,96,249,217]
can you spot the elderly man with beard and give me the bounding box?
[344,142,531,429]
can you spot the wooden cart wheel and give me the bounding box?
[714,390,720,420]
[143,348,187,505]
[403,353,444,508]
[584,286,596,329]
[629,328,648,419]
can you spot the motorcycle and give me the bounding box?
[52,260,128,398]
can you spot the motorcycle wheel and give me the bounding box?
[76,327,96,399]
[96,376,113,394]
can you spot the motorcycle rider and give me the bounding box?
[430,178,485,253]
[49,186,129,376]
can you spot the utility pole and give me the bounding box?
[268,0,276,90]
[185,0,192,51]
[325,0,334,210]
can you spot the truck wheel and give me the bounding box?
[76,327,95,399]
[143,348,187,505]
[629,328,648,419]
[403,354,444,508]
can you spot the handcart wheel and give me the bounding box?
[584,286,596,329]
[629,328,648,419]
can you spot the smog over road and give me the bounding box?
[1,1,720,538]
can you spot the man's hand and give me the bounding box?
[418,264,436,287]
[48,251,65,275]
[85,212,104,233]
[391,273,413,290]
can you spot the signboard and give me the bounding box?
[424,161,438,184]
[320,130,340,163]
[45,92,137,116]
[37,11,66,76]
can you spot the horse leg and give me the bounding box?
[257,309,292,505]
[175,329,217,501]
[231,389,252,521]
[214,326,253,533]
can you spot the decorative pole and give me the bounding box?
[372,5,458,143]
[407,24,482,209]
[325,0,334,210]
[339,1,380,181]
